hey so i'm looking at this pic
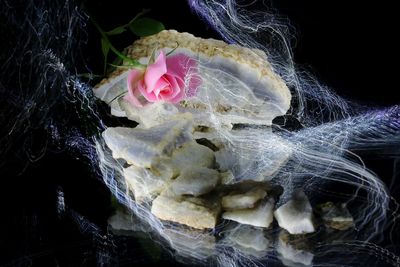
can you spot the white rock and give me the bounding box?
[274,190,315,234]
[277,230,314,266]
[163,228,216,259]
[93,30,291,128]
[170,167,220,196]
[151,194,220,229]
[316,202,354,230]
[222,188,267,210]
[227,225,271,252]
[108,209,144,233]
[215,129,292,180]
[102,119,193,167]
[120,99,189,129]
[222,199,274,228]
[124,165,172,202]
[168,141,215,177]
[220,170,235,184]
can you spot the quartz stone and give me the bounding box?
[316,202,354,230]
[227,225,271,252]
[222,199,274,228]
[102,119,193,167]
[222,188,267,210]
[124,164,172,202]
[277,229,314,267]
[274,190,315,234]
[94,30,292,128]
[170,167,220,197]
[151,194,221,229]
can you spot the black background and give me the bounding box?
[0,0,399,266]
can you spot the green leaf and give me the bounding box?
[101,38,110,74]
[105,26,126,35]
[129,17,165,37]
[101,38,110,58]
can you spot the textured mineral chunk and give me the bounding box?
[94,30,291,128]
[222,188,267,210]
[222,199,274,228]
[124,165,172,202]
[102,119,193,167]
[274,190,315,234]
[214,129,292,180]
[227,225,271,252]
[151,194,220,229]
[277,230,314,266]
[316,202,354,230]
[168,141,215,177]
[170,167,220,197]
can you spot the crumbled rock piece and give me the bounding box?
[214,130,292,180]
[170,167,220,196]
[120,99,181,128]
[274,190,315,234]
[222,188,267,210]
[316,202,354,230]
[222,199,274,228]
[124,165,172,202]
[103,119,193,167]
[164,228,216,260]
[108,209,138,232]
[221,180,282,199]
[168,141,215,177]
[227,225,271,252]
[220,170,235,184]
[277,230,314,266]
[151,194,220,229]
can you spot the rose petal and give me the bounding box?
[166,53,200,98]
[163,74,181,99]
[152,76,170,97]
[187,73,202,98]
[138,80,158,102]
[144,51,167,93]
[165,53,190,78]
[169,86,185,103]
[124,69,144,107]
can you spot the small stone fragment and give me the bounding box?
[124,165,172,202]
[151,194,220,229]
[227,225,271,252]
[168,141,215,177]
[102,119,193,167]
[277,229,314,266]
[164,228,216,260]
[170,167,220,196]
[220,170,235,184]
[274,189,315,234]
[316,202,354,230]
[222,188,267,210]
[222,199,274,228]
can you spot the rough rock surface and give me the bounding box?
[94,30,292,127]
[222,199,274,228]
[170,166,220,196]
[151,194,221,229]
[227,225,271,252]
[277,230,314,266]
[222,188,267,210]
[274,190,315,234]
[316,202,354,230]
[102,119,193,167]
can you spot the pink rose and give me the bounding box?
[124,51,200,107]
